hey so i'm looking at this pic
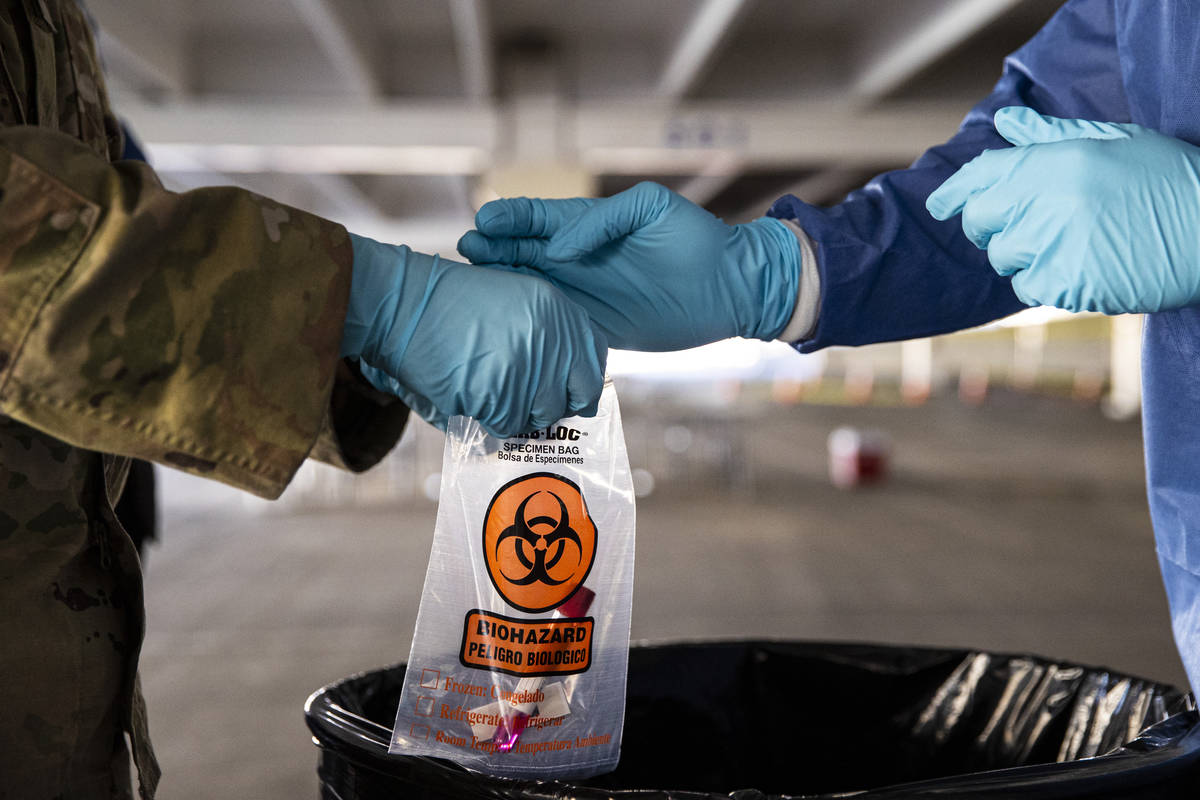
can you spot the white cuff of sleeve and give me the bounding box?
[774,219,820,342]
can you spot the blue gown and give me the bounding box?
[768,0,1200,695]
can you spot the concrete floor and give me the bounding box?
[138,390,1186,799]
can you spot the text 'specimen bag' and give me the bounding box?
[390,382,635,778]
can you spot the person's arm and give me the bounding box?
[0,125,405,498]
[776,0,1131,351]
[457,2,1130,357]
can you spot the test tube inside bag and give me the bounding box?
[469,586,595,750]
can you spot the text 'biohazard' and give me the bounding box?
[459,610,594,676]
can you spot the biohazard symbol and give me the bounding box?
[482,473,596,613]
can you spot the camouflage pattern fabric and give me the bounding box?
[0,1,409,797]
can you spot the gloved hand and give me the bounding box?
[339,234,607,437]
[927,106,1200,313]
[456,181,802,351]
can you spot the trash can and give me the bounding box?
[305,640,1200,799]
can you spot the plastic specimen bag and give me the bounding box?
[389,381,635,779]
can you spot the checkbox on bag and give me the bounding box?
[415,696,435,717]
[410,723,430,741]
[419,668,441,689]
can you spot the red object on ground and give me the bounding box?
[828,427,890,489]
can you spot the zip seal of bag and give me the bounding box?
[390,380,635,778]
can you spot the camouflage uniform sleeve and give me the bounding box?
[0,125,409,498]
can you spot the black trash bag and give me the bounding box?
[305,641,1200,799]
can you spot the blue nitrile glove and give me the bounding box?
[339,234,607,437]
[927,106,1200,314]
[456,181,802,351]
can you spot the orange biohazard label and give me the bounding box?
[482,472,597,614]
[460,610,594,677]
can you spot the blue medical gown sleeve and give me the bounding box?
[1144,308,1200,693]
[771,0,1131,353]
